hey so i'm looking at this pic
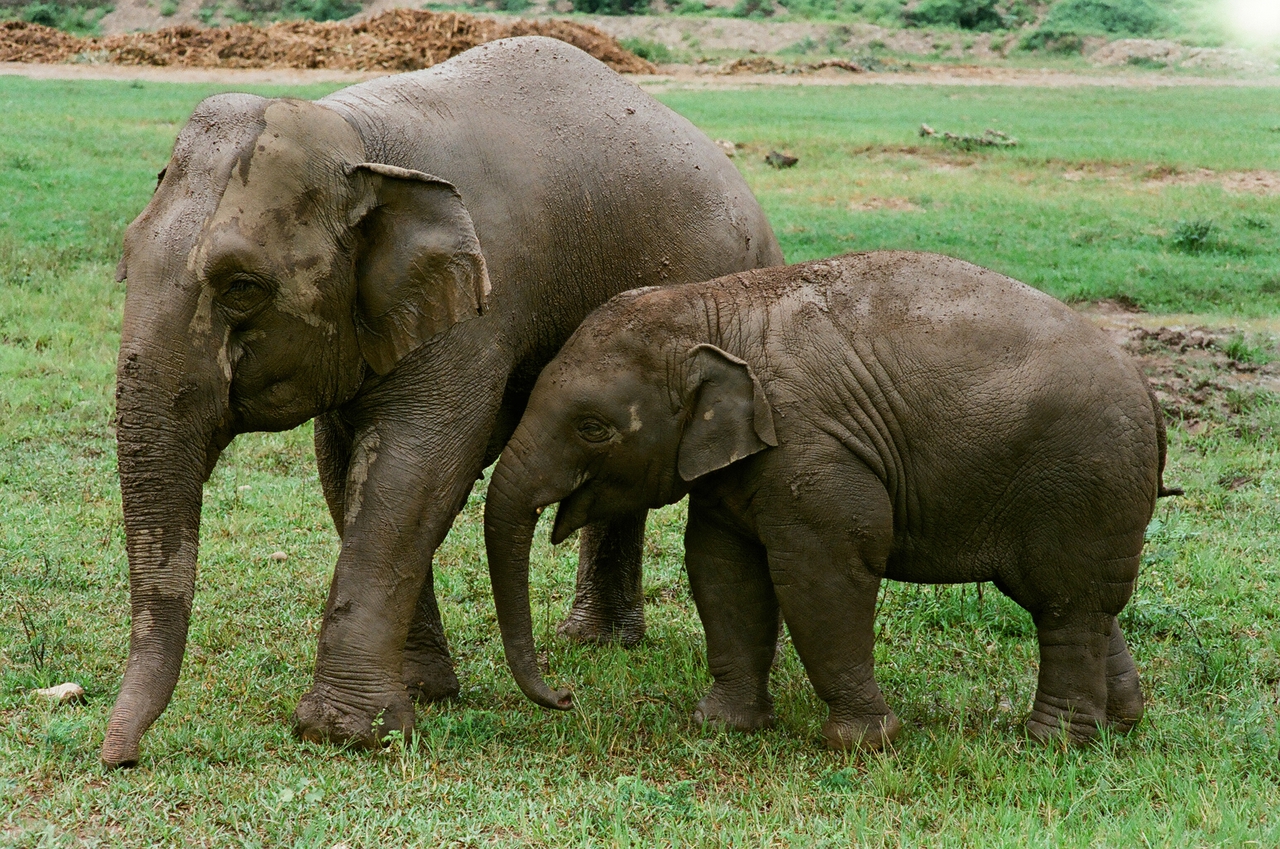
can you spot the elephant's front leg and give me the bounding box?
[293,349,506,747]
[557,511,648,647]
[758,453,901,751]
[684,499,778,732]
[316,410,461,704]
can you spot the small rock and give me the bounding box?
[765,150,799,169]
[34,682,86,704]
[237,485,251,492]
[715,139,737,157]
[269,551,288,561]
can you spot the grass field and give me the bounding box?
[1,75,1278,846]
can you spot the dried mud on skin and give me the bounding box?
[0,11,655,74]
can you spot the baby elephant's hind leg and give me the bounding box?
[1026,610,1113,745]
[1105,618,1144,733]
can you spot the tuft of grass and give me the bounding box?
[1219,333,1276,366]
[1169,218,1216,253]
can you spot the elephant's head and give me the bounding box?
[104,94,490,766]
[483,289,776,708]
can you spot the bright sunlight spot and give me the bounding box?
[1223,0,1280,42]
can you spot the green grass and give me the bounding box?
[2,77,1279,845]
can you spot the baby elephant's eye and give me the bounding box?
[576,418,613,443]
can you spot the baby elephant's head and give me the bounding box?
[484,288,776,709]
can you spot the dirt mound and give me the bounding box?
[718,55,862,75]
[0,20,86,63]
[0,10,654,74]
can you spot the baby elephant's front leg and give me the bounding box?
[684,501,779,732]
[760,461,900,750]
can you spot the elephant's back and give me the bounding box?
[736,251,1162,582]
[321,36,780,361]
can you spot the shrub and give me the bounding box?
[279,0,359,20]
[1043,0,1162,35]
[729,0,774,17]
[906,0,1003,32]
[571,0,648,14]
[18,1,107,33]
[619,37,673,62]
[1021,0,1164,51]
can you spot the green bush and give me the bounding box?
[571,0,648,14]
[278,0,358,20]
[906,0,1003,31]
[729,0,774,17]
[769,0,904,25]
[619,37,674,62]
[17,1,107,33]
[1043,0,1162,34]
[1021,0,1164,51]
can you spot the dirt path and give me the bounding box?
[6,59,1280,89]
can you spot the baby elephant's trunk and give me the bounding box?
[484,448,574,711]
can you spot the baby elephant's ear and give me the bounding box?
[678,344,778,482]
[348,163,491,375]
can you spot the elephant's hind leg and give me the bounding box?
[1025,610,1112,745]
[1104,618,1143,733]
[402,574,461,703]
[557,511,648,647]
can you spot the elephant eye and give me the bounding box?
[216,274,271,318]
[576,418,614,443]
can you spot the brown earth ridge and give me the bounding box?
[0,9,655,73]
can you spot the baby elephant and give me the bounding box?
[484,251,1176,749]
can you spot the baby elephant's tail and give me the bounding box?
[1149,384,1184,498]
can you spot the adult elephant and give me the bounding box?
[105,35,782,767]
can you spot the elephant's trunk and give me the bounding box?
[102,344,227,767]
[484,438,573,711]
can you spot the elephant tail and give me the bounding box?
[1148,383,1183,498]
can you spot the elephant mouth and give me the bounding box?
[551,485,596,545]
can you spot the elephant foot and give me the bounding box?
[292,685,414,748]
[822,710,902,752]
[1025,702,1104,746]
[557,604,645,648]
[401,657,460,704]
[1105,624,1144,734]
[692,689,775,733]
[1105,670,1144,734]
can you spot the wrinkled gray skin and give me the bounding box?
[106,36,782,767]
[486,251,1176,749]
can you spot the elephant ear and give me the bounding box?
[349,162,491,375]
[678,344,778,482]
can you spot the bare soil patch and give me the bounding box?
[1081,301,1280,430]
[1060,165,1280,196]
[0,10,654,74]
